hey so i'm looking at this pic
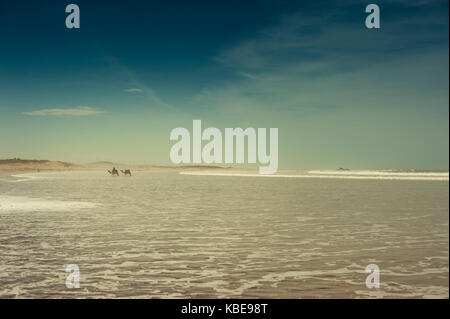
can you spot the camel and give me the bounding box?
[121,169,132,176]
[108,168,119,176]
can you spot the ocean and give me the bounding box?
[0,170,448,298]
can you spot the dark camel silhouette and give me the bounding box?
[108,167,119,176]
[121,169,132,176]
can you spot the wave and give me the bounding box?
[0,195,98,212]
[308,170,449,177]
[180,171,449,181]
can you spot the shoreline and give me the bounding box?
[0,165,247,173]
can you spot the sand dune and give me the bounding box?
[0,159,83,171]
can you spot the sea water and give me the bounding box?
[0,170,448,298]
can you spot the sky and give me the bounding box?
[0,0,448,170]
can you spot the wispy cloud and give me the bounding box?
[215,3,447,77]
[124,88,143,93]
[192,2,448,122]
[22,106,104,116]
[100,55,180,112]
[237,71,260,80]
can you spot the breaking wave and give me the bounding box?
[180,170,449,181]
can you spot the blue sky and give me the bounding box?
[0,0,448,169]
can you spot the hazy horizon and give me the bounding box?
[1,156,449,172]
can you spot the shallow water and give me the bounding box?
[0,170,448,298]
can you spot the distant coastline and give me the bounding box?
[0,158,236,172]
[1,158,447,174]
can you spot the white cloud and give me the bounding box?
[22,106,104,116]
[124,88,143,93]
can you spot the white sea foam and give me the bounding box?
[0,170,447,298]
[180,171,449,181]
[308,170,449,177]
[10,173,48,183]
[0,195,98,212]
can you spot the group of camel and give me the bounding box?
[108,168,132,176]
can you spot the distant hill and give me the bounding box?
[0,158,80,171]
[0,158,240,172]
